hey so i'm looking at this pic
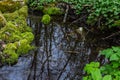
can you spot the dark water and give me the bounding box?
[0,15,110,80]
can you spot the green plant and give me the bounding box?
[83,46,120,80]
[28,0,55,10]
[43,7,61,15]
[41,14,51,24]
[62,0,120,28]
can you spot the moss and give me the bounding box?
[3,10,19,21]
[21,32,34,43]
[0,22,21,42]
[0,4,34,65]
[43,7,62,15]
[0,0,22,13]
[3,6,28,21]
[2,43,18,64]
[41,14,51,24]
[16,39,34,55]
[18,6,28,18]
[0,12,7,28]
[112,20,120,27]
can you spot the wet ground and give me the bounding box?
[0,15,111,80]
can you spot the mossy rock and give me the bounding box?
[16,39,34,55]
[21,32,34,43]
[0,12,7,28]
[0,0,22,13]
[3,6,28,21]
[3,11,19,21]
[43,7,62,15]
[18,6,28,18]
[0,22,34,43]
[2,43,18,64]
[0,2,34,65]
[41,14,51,24]
[0,22,21,42]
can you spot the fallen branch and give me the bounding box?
[69,15,87,26]
[102,30,120,40]
[63,5,69,23]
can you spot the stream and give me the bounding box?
[0,14,111,80]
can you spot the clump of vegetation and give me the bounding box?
[16,39,34,55]
[0,0,22,13]
[63,0,120,28]
[0,12,7,28]
[2,43,18,64]
[41,14,51,24]
[43,7,61,15]
[83,46,120,80]
[0,5,34,65]
[28,0,55,10]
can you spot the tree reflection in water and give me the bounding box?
[27,15,99,80]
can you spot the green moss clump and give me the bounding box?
[3,6,28,21]
[2,43,18,64]
[0,22,21,42]
[43,7,61,15]
[3,11,19,21]
[0,12,7,28]
[0,0,22,13]
[21,32,34,43]
[0,5,34,65]
[18,6,28,18]
[41,14,51,24]
[16,39,34,55]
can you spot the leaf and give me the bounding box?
[100,49,113,58]
[112,46,120,52]
[111,62,120,68]
[110,54,119,61]
[103,75,112,80]
[91,69,102,80]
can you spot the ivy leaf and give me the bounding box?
[110,54,119,61]
[103,75,112,80]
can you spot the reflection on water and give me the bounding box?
[0,15,110,80]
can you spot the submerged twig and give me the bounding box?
[64,51,80,54]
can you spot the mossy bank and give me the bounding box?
[0,0,34,65]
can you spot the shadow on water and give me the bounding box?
[0,15,111,80]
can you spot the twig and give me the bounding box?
[64,51,80,54]
[63,5,69,23]
[102,31,120,40]
[69,15,87,26]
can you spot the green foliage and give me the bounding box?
[101,46,120,61]
[28,0,55,10]
[84,46,120,80]
[84,62,102,80]
[43,7,61,15]
[62,0,120,28]
[41,14,51,24]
